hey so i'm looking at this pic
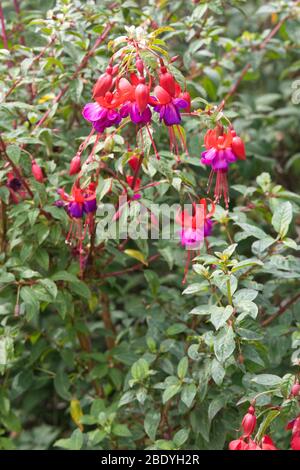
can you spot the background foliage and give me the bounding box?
[0,0,300,450]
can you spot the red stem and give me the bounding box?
[0,1,8,49]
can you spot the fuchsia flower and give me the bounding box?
[118,74,152,125]
[57,181,97,272]
[241,405,256,437]
[82,92,122,133]
[58,182,97,218]
[201,127,246,207]
[6,172,27,204]
[229,405,278,451]
[176,198,215,284]
[286,416,300,450]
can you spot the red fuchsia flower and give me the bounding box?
[176,198,215,284]
[6,172,27,204]
[31,160,44,183]
[286,416,300,450]
[260,435,278,450]
[57,181,97,272]
[118,74,152,125]
[229,437,249,450]
[153,67,188,126]
[201,126,246,208]
[241,405,257,437]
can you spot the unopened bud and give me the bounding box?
[31,160,44,182]
[69,155,81,175]
[291,383,300,397]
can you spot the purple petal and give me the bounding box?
[224,148,237,163]
[107,109,119,121]
[120,102,130,118]
[201,148,217,165]
[84,199,97,213]
[82,102,105,122]
[204,219,213,237]
[68,202,83,218]
[163,102,181,126]
[173,98,188,109]
[211,150,228,170]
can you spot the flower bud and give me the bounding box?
[231,135,246,160]
[93,72,113,99]
[31,160,43,182]
[128,155,140,172]
[136,57,144,75]
[291,383,300,397]
[69,155,81,175]
[135,83,149,113]
[241,405,256,437]
[159,71,176,97]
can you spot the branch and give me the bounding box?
[261,292,300,327]
[100,292,115,349]
[100,254,160,278]
[35,23,113,129]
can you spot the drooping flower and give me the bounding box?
[260,435,278,450]
[152,67,189,158]
[176,198,215,284]
[286,416,300,450]
[57,180,97,272]
[229,437,249,450]
[82,91,122,133]
[201,126,246,208]
[6,172,27,204]
[241,405,257,437]
[118,75,152,125]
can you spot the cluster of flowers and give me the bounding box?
[82,59,190,133]
[229,383,300,451]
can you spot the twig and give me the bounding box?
[100,292,115,349]
[261,292,300,327]
[100,254,160,278]
[34,23,113,129]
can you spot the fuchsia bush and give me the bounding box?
[0,0,300,451]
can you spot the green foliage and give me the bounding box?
[0,0,300,451]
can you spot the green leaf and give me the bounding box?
[54,429,83,450]
[173,428,189,447]
[131,358,149,381]
[214,326,236,364]
[210,305,233,330]
[162,383,181,404]
[177,357,188,380]
[144,411,160,441]
[112,424,131,437]
[272,202,293,239]
[124,249,148,265]
[256,410,280,442]
[251,374,282,387]
[181,383,197,408]
[54,370,71,400]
